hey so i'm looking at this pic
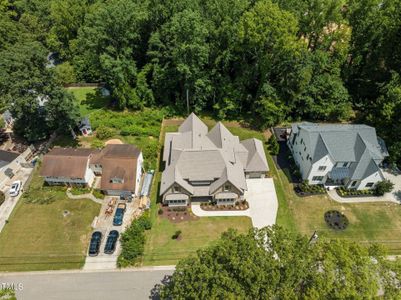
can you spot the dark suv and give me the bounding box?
[88,231,102,256]
[104,230,119,254]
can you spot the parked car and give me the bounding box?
[113,203,126,226]
[88,231,102,256]
[104,230,119,254]
[9,180,22,197]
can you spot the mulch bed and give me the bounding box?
[200,203,249,211]
[324,210,349,231]
[158,205,199,223]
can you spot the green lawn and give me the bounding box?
[66,86,110,116]
[155,118,401,255]
[0,168,100,272]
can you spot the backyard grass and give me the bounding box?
[59,87,164,169]
[0,168,100,271]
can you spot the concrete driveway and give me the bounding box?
[192,178,278,229]
[83,196,142,270]
[245,178,278,228]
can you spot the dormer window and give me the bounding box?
[110,177,123,184]
[173,185,181,193]
[223,183,230,192]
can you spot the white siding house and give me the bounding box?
[287,123,388,190]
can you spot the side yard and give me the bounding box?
[269,141,401,254]
[0,167,100,271]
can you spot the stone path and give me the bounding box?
[66,190,103,204]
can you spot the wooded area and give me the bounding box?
[0,0,400,166]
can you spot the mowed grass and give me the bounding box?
[142,216,252,265]
[158,117,401,254]
[66,86,110,116]
[0,168,100,271]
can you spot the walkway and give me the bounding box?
[327,170,401,204]
[191,178,278,229]
[191,205,250,217]
[66,190,103,204]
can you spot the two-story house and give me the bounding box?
[40,144,143,198]
[160,113,269,206]
[287,122,389,190]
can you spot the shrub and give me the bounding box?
[90,138,104,148]
[158,208,163,215]
[267,135,280,156]
[92,189,105,199]
[172,230,182,240]
[375,180,394,196]
[117,215,152,267]
[96,125,115,140]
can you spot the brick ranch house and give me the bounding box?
[160,113,269,207]
[40,144,143,197]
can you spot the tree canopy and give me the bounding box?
[0,0,400,163]
[161,226,401,299]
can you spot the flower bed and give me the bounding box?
[200,200,249,211]
[294,182,326,196]
[158,205,199,223]
[336,187,375,198]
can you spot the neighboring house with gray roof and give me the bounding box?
[287,122,389,190]
[160,113,269,206]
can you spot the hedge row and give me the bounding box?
[117,214,152,268]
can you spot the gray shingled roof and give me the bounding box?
[293,122,388,181]
[160,114,268,196]
[241,139,269,172]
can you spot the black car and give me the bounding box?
[104,230,119,254]
[88,231,102,256]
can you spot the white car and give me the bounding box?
[9,180,22,197]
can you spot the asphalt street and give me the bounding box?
[0,267,174,300]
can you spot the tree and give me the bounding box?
[161,226,401,299]
[75,0,149,109]
[375,180,394,196]
[268,135,280,156]
[148,8,211,112]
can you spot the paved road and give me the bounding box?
[0,268,174,300]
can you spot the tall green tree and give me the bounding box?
[148,9,210,112]
[75,0,150,109]
[161,226,401,299]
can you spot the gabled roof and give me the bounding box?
[293,122,387,180]
[241,139,269,172]
[160,113,268,197]
[40,148,97,179]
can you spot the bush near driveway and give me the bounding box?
[118,214,152,267]
[375,180,394,196]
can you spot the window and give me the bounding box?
[223,184,230,192]
[300,138,304,144]
[342,162,348,167]
[304,147,307,152]
[365,182,374,188]
[306,154,310,160]
[173,185,181,193]
[312,176,324,181]
[318,166,326,171]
